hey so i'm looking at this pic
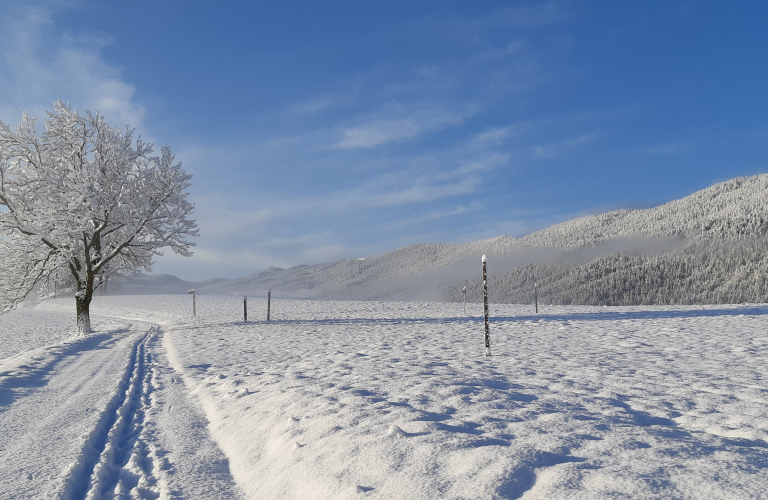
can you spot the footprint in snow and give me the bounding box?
[388,425,408,438]
[287,416,301,428]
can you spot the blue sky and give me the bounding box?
[1,1,767,281]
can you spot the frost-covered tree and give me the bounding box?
[0,101,198,333]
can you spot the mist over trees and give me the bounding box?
[450,236,768,306]
[0,101,198,333]
[454,175,768,306]
[198,174,768,306]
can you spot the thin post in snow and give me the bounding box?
[463,285,467,316]
[267,289,271,321]
[482,255,491,356]
[534,282,538,314]
[187,289,196,316]
[244,296,248,323]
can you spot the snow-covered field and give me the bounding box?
[2,295,768,499]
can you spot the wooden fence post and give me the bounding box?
[482,256,490,356]
[187,289,196,316]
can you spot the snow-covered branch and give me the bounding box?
[0,101,198,332]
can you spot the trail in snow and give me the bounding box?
[69,326,163,499]
[1,305,245,500]
[0,318,141,499]
[12,296,768,499]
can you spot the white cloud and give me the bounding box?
[192,194,270,239]
[533,130,600,159]
[155,229,356,280]
[288,96,333,115]
[254,173,480,218]
[643,142,693,155]
[268,154,507,216]
[0,3,144,132]
[383,202,484,230]
[336,118,424,148]
[334,103,476,149]
[477,41,528,61]
[500,2,565,27]
[472,124,530,145]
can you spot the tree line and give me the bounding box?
[450,236,768,306]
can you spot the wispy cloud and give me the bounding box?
[159,229,356,279]
[192,194,270,239]
[336,118,424,148]
[268,153,506,215]
[266,170,480,215]
[533,130,600,159]
[472,124,530,146]
[0,3,145,131]
[288,96,334,115]
[435,2,568,43]
[258,233,352,263]
[500,2,566,27]
[334,103,477,149]
[643,142,694,155]
[384,202,484,230]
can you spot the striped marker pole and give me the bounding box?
[482,255,491,356]
[267,289,271,322]
[187,289,196,316]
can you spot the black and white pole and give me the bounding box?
[482,255,491,356]
[463,285,467,316]
[267,289,271,322]
[188,289,196,316]
[244,296,248,323]
[534,282,538,314]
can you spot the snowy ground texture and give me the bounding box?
[2,296,768,499]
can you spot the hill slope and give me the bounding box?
[199,173,768,304]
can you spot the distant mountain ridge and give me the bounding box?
[108,273,226,295]
[117,174,768,305]
[194,173,768,304]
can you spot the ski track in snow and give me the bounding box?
[1,304,245,500]
[0,317,146,499]
[66,326,163,499]
[9,296,768,499]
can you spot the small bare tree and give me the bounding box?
[0,101,198,333]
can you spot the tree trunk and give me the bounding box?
[75,295,92,334]
[75,277,94,335]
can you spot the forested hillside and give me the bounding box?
[450,237,768,306]
[199,174,768,305]
[514,174,768,248]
